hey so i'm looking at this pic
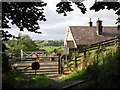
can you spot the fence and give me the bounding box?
[61,37,120,74]
[11,56,64,77]
[79,37,120,56]
[11,37,120,75]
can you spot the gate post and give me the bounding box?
[58,56,61,74]
[60,56,64,74]
[83,48,86,58]
[74,55,77,68]
[73,50,77,68]
[20,49,23,60]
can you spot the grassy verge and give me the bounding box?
[33,74,52,88]
[2,70,52,88]
[61,46,120,88]
[2,69,26,88]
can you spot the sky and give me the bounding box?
[4,0,118,40]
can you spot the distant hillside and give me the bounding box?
[34,40,64,47]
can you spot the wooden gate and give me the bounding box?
[12,56,61,78]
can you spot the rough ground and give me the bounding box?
[18,73,84,89]
[48,78,84,89]
[13,60,84,89]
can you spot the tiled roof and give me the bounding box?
[69,26,119,45]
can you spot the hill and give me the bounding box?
[34,40,64,47]
[34,40,64,54]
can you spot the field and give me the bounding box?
[34,40,64,54]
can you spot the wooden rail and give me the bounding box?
[63,37,120,72]
[79,37,120,56]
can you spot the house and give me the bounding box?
[64,18,120,54]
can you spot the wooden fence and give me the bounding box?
[61,37,120,73]
[11,37,120,75]
[79,37,120,56]
[11,56,64,76]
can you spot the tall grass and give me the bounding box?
[61,45,120,88]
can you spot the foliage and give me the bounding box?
[2,69,26,88]
[56,2,74,16]
[2,2,47,33]
[2,1,119,34]
[90,2,120,29]
[35,40,64,54]
[39,46,64,55]
[4,33,38,57]
[2,70,52,88]
[35,40,64,47]
[2,30,18,41]
[56,1,87,16]
[33,74,52,88]
[2,52,12,74]
[61,46,120,88]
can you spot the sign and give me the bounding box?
[32,62,40,70]
[64,47,69,54]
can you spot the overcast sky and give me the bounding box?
[5,0,118,40]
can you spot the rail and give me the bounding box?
[78,37,120,54]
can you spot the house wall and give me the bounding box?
[67,30,73,41]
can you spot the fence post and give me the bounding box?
[74,55,77,68]
[74,49,77,68]
[84,48,86,58]
[60,56,64,74]
[58,56,61,74]
[98,43,100,49]
[116,36,120,48]
[20,49,23,60]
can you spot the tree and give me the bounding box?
[2,2,47,33]
[90,1,120,29]
[2,1,120,34]
[4,33,38,57]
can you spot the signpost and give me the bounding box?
[31,61,40,74]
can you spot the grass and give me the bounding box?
[2,70,52,88]
[33,74,52,88]
[2,69,26,88]
[61,45,120,88]
[39,46,64,54]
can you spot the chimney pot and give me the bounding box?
[88,18,93,27]
[96,18,102,35]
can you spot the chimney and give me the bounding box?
[88,18,93,27]
[96,18,102,35]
